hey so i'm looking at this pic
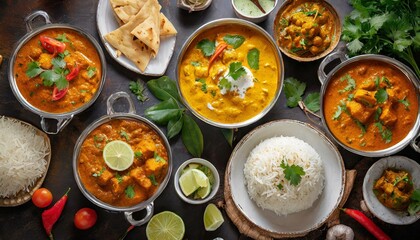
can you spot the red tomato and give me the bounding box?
[66,64,80,81]
[39,35,66,54]
[74,208,97,230]
[52,87,68,101]
[32,188,53,208]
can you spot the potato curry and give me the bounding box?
[323,60,418,151]
[179,25,279,124]
[275,0,336,57]
[374,169,414,211]
[78,119,168,207]
[13,28,102,113]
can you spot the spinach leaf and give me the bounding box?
[303,92,320,112]
[145,98,183,125]
[284,77,306,108]
[247,48,260,70]
[197,39,215,57]
[167,115,184,139]
[223,34,245,49]
[221,128,234,147]
[181,114,203,157]
[147,76,181,102]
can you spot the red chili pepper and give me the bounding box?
[39,35,66,56]
[66,64,80,81]
[208,43,228,73]
[118,225,135,240]
[42,188,70,240]
[52,87,68,101]
[341,208,391,240]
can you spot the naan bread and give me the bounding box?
[159,13,177,36]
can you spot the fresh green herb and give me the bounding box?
[398,97,410,110]
[146,76,181,102]
[129,80,149,102]
[87,66,96,78]
[191,61,201,67]
[332,103,346,120]
[148,174,158,186]
[375,88,388,103]
[408,189,420,216]
[382,76,392,87]
[221,128,234,147]
[181,114,203,158]
[342,0,420,78]
[197,39,216,57]
[374,122,392,143]
[374,76,380,88]
[56,33,70,43]
[134,151,143,158]
[247,48,260,70]
[218,77,232,90]
[223,34,245,49]
[355,119,367,135]
[115,173,123,183]
[303,10,322,16]
[58,50,70,58]
[277,183,283,190]
[374,107,382,121]
[93,134,104,149]
[125,185,135,199]
[279,18,289,28]
[339,74,356,93]
[29,91,34,97]
[291,47,304,53]
[210,90,216,97]
[303,92,320,112]
[26,62,44,78]
[299,38,307,46]
[393,174,409,186]
[284,77,306,108]
[120,130,130,141]
[167,115,183,139]
[154,152,166,163]
[80,89,88,93]
[196,78,207,93]
[145,98,183,125]
[347,94,354,101]
[280,160,306,186]
[228,62,246,80]
[92,167,106,177]
[51,57,66,68]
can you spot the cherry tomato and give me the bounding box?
[74,208,97,230]
[32,188,53,208]
[39,35,66,55]
[66,64,80,81]
[52,87,68,101]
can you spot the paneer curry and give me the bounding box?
[373,169,414,211]
[13,28,102,113]
[323,60,418,151]
[77,119,169,207]
[179,25,279,124]
[275,0,336,57]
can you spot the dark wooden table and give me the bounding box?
[0,0,419,239]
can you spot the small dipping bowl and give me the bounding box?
[232,0,278,23]
[174,158,220,204]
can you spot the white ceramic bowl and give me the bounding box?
[226,119,345,236]
[174,158,220,204]
[363,156,420,225]
[232,0,278,23]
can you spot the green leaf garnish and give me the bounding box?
[26,62,44,78]
[408,189,420,216]
[277,183,283,190]
[375,88,388,103]
[374,122,392,143]
[221,128,234,147]
[56,33,70,43]
[223,34,245,49]
[125,185,135,199]
[247,48,260,70]
[115,173,123,183]
[181,114,203,158]
[218,77,232,90]
[87,66,97,78]
[303,92,320,112]
[191,61,201,67]
[129,80,149,102]
[339,74,356,93]
[145,98,183,125]
[134,151,142,158]
[119,130,130,141]
[280,160,305,186]
[92,167,106,177]
[284,77,306,108]
[167,115,183,139]
[229,62,246,80]
[154,152,166,163]
[195,78,207,93]
[398,97,410,110]
[148,174,158,186]
[197,39,215,57]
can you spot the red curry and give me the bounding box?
[13,28,102,113]
[78,119,169,207]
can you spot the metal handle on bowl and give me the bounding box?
[124,202,154,226]
[317,51,347,85]
[410,133,420,153]
[25,10,51,32]
[40,116,73,134]
[106,92,136,115]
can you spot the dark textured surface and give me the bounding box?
[0,0,419,239]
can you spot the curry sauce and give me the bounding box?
[78,119,168,207]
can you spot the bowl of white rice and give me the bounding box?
[226,119,345,236]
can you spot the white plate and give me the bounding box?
[227,120,345,235]
[96,0,176,76]
[363,156,420,225]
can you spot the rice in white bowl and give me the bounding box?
[244,136,324,215]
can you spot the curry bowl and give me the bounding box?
[8,10,106,134]
[363,156,420,225]
[176,18,284,129]
[318,53,420,157]
[273,0,341,62]
[72,92,172,226]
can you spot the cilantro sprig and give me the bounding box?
[284,77,320,113]
[25,54,70,90]
[280,160,306,186]
[129,79,149,102]
[218,62,247,91]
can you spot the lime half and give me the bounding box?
[102,140,134,171]
[203,203,224,231]
[146,211,185,240]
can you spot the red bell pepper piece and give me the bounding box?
[39,35,66,55]
[42,188,70,240]
[52,87,68,101]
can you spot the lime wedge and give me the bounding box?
[102,140,134,171]
[146,211,185,240]
[179,169,199,196]
[191,169,209,188]
[203,203,224,231]
[195,177,211,199]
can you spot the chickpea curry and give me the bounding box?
[275,0,336,58]
[323,60,418,151]
[373,169,414,211]
[179,25,279,124]
[13,28,102,113]
[77,119,169,207]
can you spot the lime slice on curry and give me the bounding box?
[102,140,134,171]
[146,211,185,240]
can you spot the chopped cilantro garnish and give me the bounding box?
[125,185,135,199]
[280,160,306,186]
[148,174,158,186]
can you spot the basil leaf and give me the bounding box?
[223,34,245,49]
[247,48,260,70]
[221,128,234,147]
[197,38,215,57]
[26,61,44,78]
[147,76,181,102]
[303,92,320,112]
[181,114,203,157]
[167,115,184,139]
[145,98,182,125]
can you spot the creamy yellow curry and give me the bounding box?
[78,119,168,207]
[179,25,279,124]
[324,60,418,151]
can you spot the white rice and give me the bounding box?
[0,117,49,197]
[244,136,324,215]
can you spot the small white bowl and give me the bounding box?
[174,158,220,204]
[232,0,278,23]
[363,156,420,225]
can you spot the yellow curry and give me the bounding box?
[324,60,418,151]
[78,119,168,207]
[179,25,279,124]
[13,28,102,113]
